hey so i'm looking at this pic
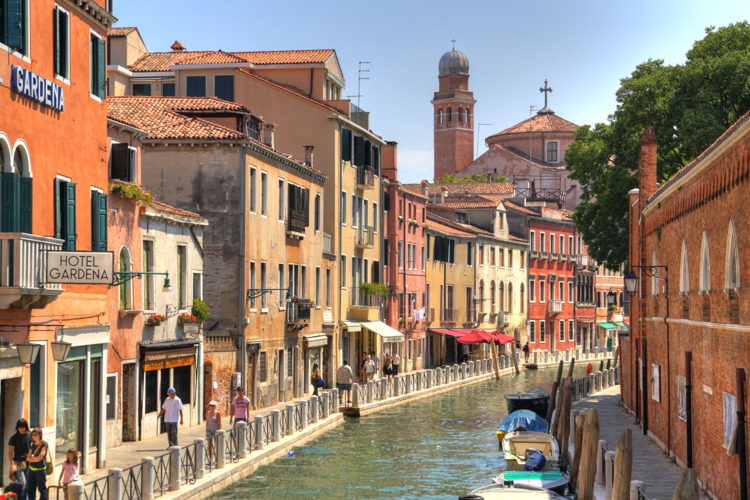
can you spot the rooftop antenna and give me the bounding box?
[529,105,539,116]
[476,123,493,156]
[346,61,370,109]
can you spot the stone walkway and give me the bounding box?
[575,386,705,500]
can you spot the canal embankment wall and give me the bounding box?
[70,348,614,500]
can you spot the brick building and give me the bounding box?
[624,116,750,500]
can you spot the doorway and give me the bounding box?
[122,363,137,442]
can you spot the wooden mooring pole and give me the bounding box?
[577,408,599,500]
[571,413,585,487]
[611,428,632,500]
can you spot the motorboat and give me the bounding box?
[501,431,560,471]
[504,387,550,419]
[493,470,570,496]
[496,410,549,448]
[460,482,568,499]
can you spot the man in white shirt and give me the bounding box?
[364,355,376,381]
[158,387,183,447]
[336,361,355,405]
[393,352,401,376]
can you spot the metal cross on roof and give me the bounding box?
[451,38,456,50]
[539,79,553,107]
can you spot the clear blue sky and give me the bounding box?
[113,1,747,183]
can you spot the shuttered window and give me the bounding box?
[2,0,27,54]
[91,190,107,251]
[0,172,19,232]
[341,128,352,162]
[54,179,76,250]
[53,6,69,78]
[90,34,105,98]
[214,75,234,101]
[19,176,32,233]
[363,140,372,167]
[186,76,206,97]
[353,136,365,166]
[110,143,136,182]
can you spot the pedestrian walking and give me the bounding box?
[26,427,48,500]
[311,364,323,396]
[205,401,221,463]
[523,342,530,363]
[382,352,393,379]
[363,354,375,381]
[7,418,31,491]
[229,387,250,426]
[393,352,401,376]
[359,352,368,382]
[158,387,183,447]
[369,351,380,379]
[58,448,80,496]
[336,361,355,404]
[586,362,593,375]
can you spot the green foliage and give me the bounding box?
[433,173,510,183]
[567,22,750,268]
[192,298,210,323]
[360,283,389,296]
[110,182,153,205]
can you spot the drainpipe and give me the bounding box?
[665,276,672,455]
[239,146,247,397]
[737,368,748,500]
[684,351,693,468]
[642,337,648,435]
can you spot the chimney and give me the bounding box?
[171,41,186,52]
[381,141,398,182]
[639,125,658,203]
[304,145,315,168]
[261,123,276,150]
[440,187,448,203]
[421,179,429,197]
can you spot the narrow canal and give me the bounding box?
[216,366,586,499]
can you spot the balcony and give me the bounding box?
[356,167,375,190]
[323,233,333,254]
[576,254,589,269]
[530,250,539,259]
[0,233,64,309]
[348,287,381,321]
[426,307,436,323]
[441,308,458,324]
[355,226,375,249]
[549,252,559,261]
[286,211,307,239]
[498,311,510,326]
[463,307,476,326]
[549,300,563,315]
[286,299,312,329]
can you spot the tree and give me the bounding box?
[567,22,750,269]
[433,173,510,183]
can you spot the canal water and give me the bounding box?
[216,366,586,499]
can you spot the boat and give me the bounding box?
[524,363,539,370]
[501,431,560,471]
[496,410,549,448]
[460,482,568,499]
[493,470,570,495]
[504,387,550,419]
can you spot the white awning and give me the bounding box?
[362,321,405,343]
[303,335,328,348]
[340,321,361,333]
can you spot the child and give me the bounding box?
[59,448,80,497]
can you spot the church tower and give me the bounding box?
[432,47,475,179]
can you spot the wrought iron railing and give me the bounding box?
[247,420,259,451]
[279,408,289,435]
[204,437,216,473]
[263,415,273,444]
[83,474,109,500]
[153,451,172,495]
[294,403,305,429]
[180,442,197,485]
[121,462,143,499]
[225,428,240,463]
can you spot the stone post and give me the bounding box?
[332,388,339,410]
[596,439,608,485]
[380,379,388,400]
[141,457,155,500]
[287,404,296,435]
[169,446,180,491]
[310,396,319,423]
[393,375,400,396]
[321,392,330,419]
[272,410,281,442]
[426,370,432,388]
[588,374,596,395]
[254,415,264,450]
[596,371,603,391]
[366,381,374,403]
[351,384,360,407]
[406,374,413,393]
[216,430,227,468]
[237,421,248,458]
[195,438,205,479]
[416,371,423,391]
[108,468,123,500]
[68,480,85,500]
[630,480,644,500]
[605,449,615,498]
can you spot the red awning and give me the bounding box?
[430,329,473,337]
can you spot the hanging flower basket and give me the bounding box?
[178,313,197,324]
[145,314,166,327]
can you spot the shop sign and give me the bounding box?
[144,354,194,371]
[183,323,200,335]
[11,65,65,111]
[46,251,113,284]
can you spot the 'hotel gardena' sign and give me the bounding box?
[11,65,65,111]
[46,251,113,284]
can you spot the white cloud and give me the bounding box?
[396,149,434,183]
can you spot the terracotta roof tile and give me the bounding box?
[401,182,515,196]
[146,200,207,224]
[129,49,335,72]
[108,27,137,37]
[429,199,500,209]
[488,109,578,137]
[106,97,249,141]
[504,200,540,216]
[426,216,475,237]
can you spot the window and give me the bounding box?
[465,287,473,322]
[569,236,574,255]
[499,283,505,313]
[1,0,27,54]
[421,246,426,271]
[214,75,234,101]
[278,264,285,308]
[341,128,352,162]
[398,241,403,269]
[499,249,505,267]
[427,235,431,260]
[186,76,206,97]
[540,321,546,342]
[559,281,564,302]
[479,245,484,265]
[249,261,256,310]
[340,191,346,224]
[162,82,175,96]
[260,262,268,309]
[351,194,358,226]
[546,141,559,163]
[539,279,546,302]
[529,279,536,302]
[507,283,513,312]
[53,6,70,79]
[490,247,495,266]
[372,203,378,232]
[315,267,321,306]
[438,108,443,125]
[90,33,106,99]
[447,107,452,122]
[132,83,151,96]
[529,321,536,343]
[177,245,187,308]
[569,320,574,341]
[490,281,496,313]
[340,255,346,288]
[91,190,107,251]
[520,284,525,313]
[726,222,740,289]
[568,280,574,303]
[559,320,565,342]
[467,242,473,266]
[314,194,321,231]
[142,240,154,310]
[699,232,710,292]
[192,272,202,300]
[301,266,307,299]
[520,251,525,269]
[550,234,555,254]
[509,249,513,268]
[287,348,294,377]
[259,352,267,383]
[278,179,285,221]
[325,268,331,307]
[260,172,267,216]
[54,179,76,250]
[105,374,117,421]
[249,167,256,212]
[530,231,536,251]
[118,247,132,310]
[110,143,136,182]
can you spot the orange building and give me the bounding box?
[0,0,115,478]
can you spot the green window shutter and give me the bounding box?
[90,35,96,94]
[63,181,76,250]
[54,7,60,75]
[19,176,32,233]
[54,178,61,239]
[6,0,25,53]
[1,172,19,232]
[97,38,106,98]
[55,9,68,78]
[93,192,107,251]
[341,128,352,162]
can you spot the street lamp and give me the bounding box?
[624,272,639,294]
[624,266,668,294]
[51,329,72,362]
[606,290,617,306]
[15,343,40,365]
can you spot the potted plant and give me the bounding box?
[192,298,210,323]
[360,283,389,296]
[178,313,197,324]
[398,215,405,222]
[608,304,618,312]
[145,314,166,327]
[110,182,154,205]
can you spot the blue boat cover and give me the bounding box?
[497,410,549,434]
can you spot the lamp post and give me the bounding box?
[15,343,40,365]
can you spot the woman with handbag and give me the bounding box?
[26,427,49,500]
[311,363,323,396]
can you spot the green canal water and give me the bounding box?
[216,366,587,500]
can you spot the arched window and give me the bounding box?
[464,108,469,124]
[458,107,463,123]
[490,280,496,313]
[447,107,452,122]
[507,282,513,312]
[679,240,689,293]
[478,280,485,313]
[119,246,133,310]
[438,108,443,125]
[699,232,710,293]
[726,221,740,289]
[519,283,525,313]
[499,282,505,313]
[2,141,32,233]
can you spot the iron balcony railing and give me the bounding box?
[356,167,374,189]
[549,300,563,314]
[355,225,374,248]
[286,300,312,325]
[323,232,333,253]
[286,211,307,235]
[441,308,457,323]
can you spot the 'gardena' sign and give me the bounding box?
[11,65,65,111]
[46,251,113,284]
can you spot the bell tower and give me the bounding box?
[432,45,475,179]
